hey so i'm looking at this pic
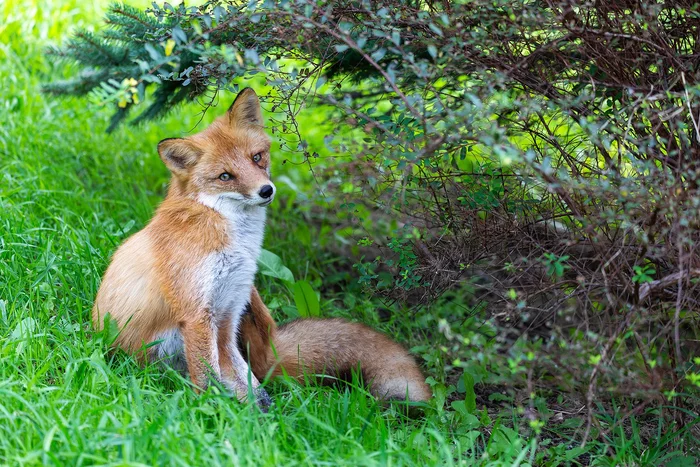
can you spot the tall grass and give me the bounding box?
[0,1,448,464]
[1,1,696,465]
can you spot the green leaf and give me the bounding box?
[101,313,120,347]
[462,372,477,414]
[371,48,386,61]
[10,317,38,355]
[258,249,294,283]
[292,280,320,317]
[427,44,437,59]
[144,43,161,60]
[450,402,481,428]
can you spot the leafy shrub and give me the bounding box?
[47,0,700,448]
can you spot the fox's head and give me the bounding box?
[157,88,275,209]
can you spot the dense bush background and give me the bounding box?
[2,0,698,464]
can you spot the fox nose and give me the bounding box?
[259,185,274,199]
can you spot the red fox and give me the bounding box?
[92,88,431,409]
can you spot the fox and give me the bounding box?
[92,87,431,409]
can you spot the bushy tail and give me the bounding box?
[239,295,430,402]
[274,318,431,401]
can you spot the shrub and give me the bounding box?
[47,0,700,446]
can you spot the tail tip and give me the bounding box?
[377,379,432,403]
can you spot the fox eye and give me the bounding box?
[219,172,233,181]
[252,153,262,163]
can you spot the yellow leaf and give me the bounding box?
[118,98,127,108]
[164,39,176,57]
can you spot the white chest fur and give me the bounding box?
[152,197,266,371]
[198,195,267,324]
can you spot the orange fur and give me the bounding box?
[239,298,431,402]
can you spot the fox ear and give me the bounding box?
[157,138,201,174]
[228,87,263,127]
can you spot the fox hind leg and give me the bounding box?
[237,289,278,380]
[151,327,188,374]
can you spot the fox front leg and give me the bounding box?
[180,316,222,391]
[217,317,272,411]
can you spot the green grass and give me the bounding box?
[0,1,459,464]
[1,0,698,465]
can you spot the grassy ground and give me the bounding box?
[1,1,697,466]
[0,1,465,465]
